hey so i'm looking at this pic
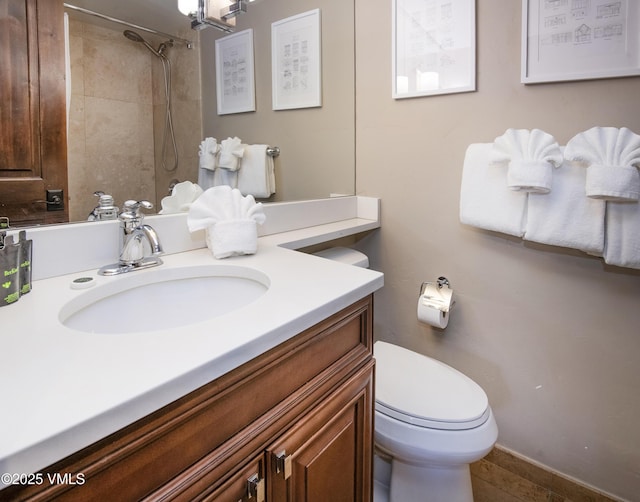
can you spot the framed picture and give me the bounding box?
[521,0,640,84]
[271,9,322,110]
[215,28,256,115]
[392,0,476,99]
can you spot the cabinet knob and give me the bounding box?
[247,473,265,502]
[273,450,292,480]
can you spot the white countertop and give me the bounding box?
[0,197,383,483]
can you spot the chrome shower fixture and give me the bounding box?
[122,30,179,172]
[123,30,172,58]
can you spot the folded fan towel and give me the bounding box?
[199,137,219,171]
[524,154,605,255]
[460,143,528,237]
[491,129,563,193]
[219,137,245,171]
[565,127,640,201]
[159,181,204,214]
[187,186,266,259]
[237,144,276,198]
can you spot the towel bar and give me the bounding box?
[266,146,280,157]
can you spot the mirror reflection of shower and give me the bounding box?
[123,30,178,172]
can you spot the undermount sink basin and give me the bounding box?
[59,265,270,334]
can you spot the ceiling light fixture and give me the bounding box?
[177,0,249,32]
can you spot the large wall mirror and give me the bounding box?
[50,0,354,224]
[66,0,355,221]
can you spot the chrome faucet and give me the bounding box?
[98,200,164,276]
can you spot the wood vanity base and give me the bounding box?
[2,296,374,501]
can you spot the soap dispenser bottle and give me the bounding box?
[88,191,118,221]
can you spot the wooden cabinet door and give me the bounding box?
[0,0,68,225]
[198,456,265,502]
[267,362,374,502]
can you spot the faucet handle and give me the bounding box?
[122,200,153,215]
[120,200,153,223]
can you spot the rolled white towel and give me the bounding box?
[565,127,640,201]
[187,186,266,259]
[491,129,563,194]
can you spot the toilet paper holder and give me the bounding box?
[419,276,450,294]
[419,276,455,312]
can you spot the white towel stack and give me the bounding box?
[159,181,204,214]
[565,127,640,268]
[237,144,276,198]
[196,137,277,197]
[187,186,266,259]
[460,127,640,269]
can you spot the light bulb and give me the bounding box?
[177,0,198,16]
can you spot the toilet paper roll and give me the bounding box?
[417,296,450,329]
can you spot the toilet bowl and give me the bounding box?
[311,248,497,501]
[374,341,498,502]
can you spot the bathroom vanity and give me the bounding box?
[3,296,374,501]
[0,197,382,501]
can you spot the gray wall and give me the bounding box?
[200,0,356,201]
[355,1,640,500]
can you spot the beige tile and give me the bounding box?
[83,38,152,103]
[65,17,201,219]
[84,97,154,159]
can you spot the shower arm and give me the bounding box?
[63,3,194,49]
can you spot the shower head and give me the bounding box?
[123,29,165,58]
[123,29,144,43]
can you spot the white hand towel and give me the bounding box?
[187,186,266,259]
[524,156,605,255]
[159,181,204,214]
[491,129,563,193]
[565,127,640,201]
[237,145,276,198]
[218,137,245,171]
[198,165,216,191]
[199,137,219,171]
[460,143,527,237]
[604,202,640,269]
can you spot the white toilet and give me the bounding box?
[373,341,498,502]
[312,247,498,501]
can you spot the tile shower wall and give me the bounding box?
[67,19,202,222]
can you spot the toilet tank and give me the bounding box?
[313,246,369,268]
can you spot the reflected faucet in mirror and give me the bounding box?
[98,200,164,276]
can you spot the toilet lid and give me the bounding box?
[374,341,490,431]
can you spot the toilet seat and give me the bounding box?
[374,341,490,431]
